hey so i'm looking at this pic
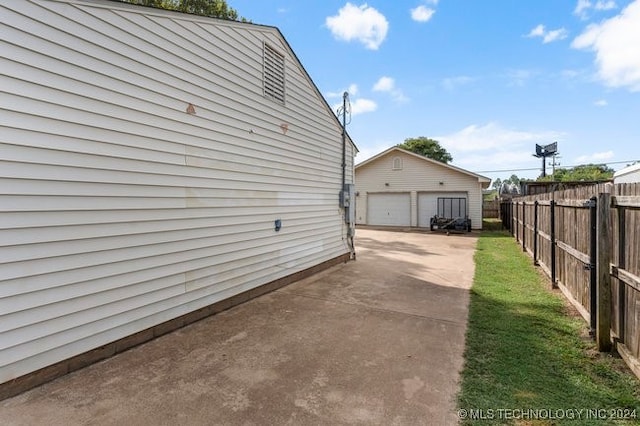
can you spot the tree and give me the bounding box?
[508,174,521,187]
[537,164,614,182]
[491,178,502,190]
[115,0,245,21]
[397,137,453,164]
[495,174,523,187]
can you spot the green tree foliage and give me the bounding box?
[397,137,453,164]
[537,164,614,182]
[508,174,521,187]
[114,0,245,21]
[495,175,524,188]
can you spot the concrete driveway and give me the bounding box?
[0,228,478,426]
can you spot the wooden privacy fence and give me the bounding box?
[482,199,500,218]
[501,182,640,379]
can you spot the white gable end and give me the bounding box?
[355,148,486,229]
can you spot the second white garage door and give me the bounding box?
[367,193,411,226]
[418,192,468,227]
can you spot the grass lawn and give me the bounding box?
[457,222,640,425]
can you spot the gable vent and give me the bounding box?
[392,157,403,170]
[263,43,285,104]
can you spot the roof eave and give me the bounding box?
[356,146,491,185]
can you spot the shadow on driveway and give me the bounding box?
[0,229,477,426]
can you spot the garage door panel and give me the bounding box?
[368,193,410,226]
[418,192,467,228]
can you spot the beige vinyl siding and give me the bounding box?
[613,164,640,183]
[0,0,353,383]
[355,150,483,229]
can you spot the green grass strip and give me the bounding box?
[457,228,640,425]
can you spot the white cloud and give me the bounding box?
[544,28,569,43]
[326,3,389,50]
[527,24,568,43]
[442,75,475,90]
[527,24,545,37]
[575,0,592,17]
[371,76,409,103]
[575,0,617,19]
[326,83,359,99]
[505,69,539,87]
[595,1,617,11]
[572,0,640,91]
[326,90,343,98]
[355,122,565,179]
[390,91,410,104]
[373,76,395,92]
[572,24,600,48]
[434,123,565,177]
[594,99,608,106]
[411,5,435,22]
[453,150,537,171]
[350,98,378,115]
[575,150,614,162]
[437,122,562,153]
[329,83,376,116]
[332,98,377,116]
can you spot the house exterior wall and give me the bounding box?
[0,0,354,385]
[355,150,483,229]
[614,164,640,183]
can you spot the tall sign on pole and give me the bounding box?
[533,142,558,177]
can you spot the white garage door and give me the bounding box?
[368,193,411,226]
[418,192,468,227]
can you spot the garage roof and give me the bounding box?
[356,147,491,188]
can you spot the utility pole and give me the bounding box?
[341,91,348,191]
[550,153,561,177]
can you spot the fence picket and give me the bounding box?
[500,182,640,377]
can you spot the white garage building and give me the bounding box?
[355,147,490,230]
[613,163,640,183]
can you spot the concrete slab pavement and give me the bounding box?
[0,228,478,425]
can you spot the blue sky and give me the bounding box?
[231,0,640,184]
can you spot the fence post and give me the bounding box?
[502,201,509,231]
[589,196,597,333]
[617,204,626,345]
[522,202,526,252]
[550,199,557,288]
[513,201,520,242]
[597,192,612,351]
[510,201,514,235]
[533,201,539,265]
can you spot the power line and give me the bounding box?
[474,167,541,173]
[473,159,639,174]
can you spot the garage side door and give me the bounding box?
[418,192,467,227]
[367,193,411,226]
